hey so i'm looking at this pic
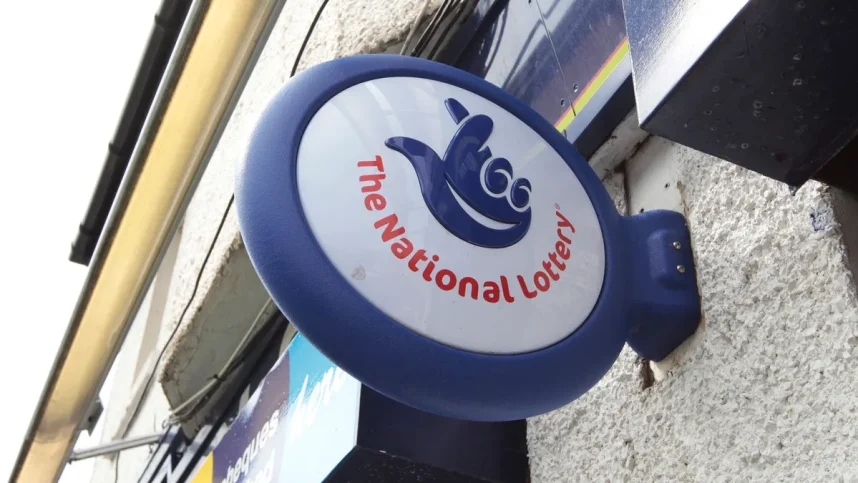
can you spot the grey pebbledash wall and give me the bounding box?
[528,138,858,482]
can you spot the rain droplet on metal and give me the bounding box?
[741,142,750,149]
[793,78,804,87]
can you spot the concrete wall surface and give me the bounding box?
[528,137,858,483]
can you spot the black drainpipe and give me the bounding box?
[69,0,193,266]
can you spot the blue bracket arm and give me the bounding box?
[622,210,700,361]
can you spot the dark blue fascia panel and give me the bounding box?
[455,0,628,129]
[356,387,529,482]
[455,0,571,124]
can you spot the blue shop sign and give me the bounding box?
[236,55,701,422]
[189,334,361,483]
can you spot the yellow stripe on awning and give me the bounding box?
[555,37,630,133]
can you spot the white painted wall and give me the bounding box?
[528,137,858,482]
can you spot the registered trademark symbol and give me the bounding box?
[554,203,560,210]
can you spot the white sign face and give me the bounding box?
[296,77,605,354]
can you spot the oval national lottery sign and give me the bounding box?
[237,55,701,421]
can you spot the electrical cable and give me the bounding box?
[167,298,274,423]
[400,0,433,55]
[411,0,454,56]
[165,0,337,426]
[426,0,468,60]
[127,0,448,444]
[162,0,459,428]
[112,1,387,479]
[167,310,287,424]
[133,0,334,430]
[126,0,335,434]
[290,0,332,77]
[123,194,234,433]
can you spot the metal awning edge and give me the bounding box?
[10,1,287,481]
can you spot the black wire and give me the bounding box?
[426,0,468,60]
[125,0,419,449]
[167,0,441,426]
[112,2,340,479]
[290,0,332,77]
[169,315,277,423]
[124,194,235,431]
[133,0,459,447]
[152,0,335,428]
[411,0,453,56]
[169,0,336,425]
[411,0,455,56]
[164,0,436,425]
[169,326,259,422]
[126,0,420,446]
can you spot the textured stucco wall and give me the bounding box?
[528,137,858,482]
[90,0,432,481]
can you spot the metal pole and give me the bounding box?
[68,433,163,462]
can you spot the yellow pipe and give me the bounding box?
[11,1,284,481]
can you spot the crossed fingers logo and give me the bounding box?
[385,98,532,248]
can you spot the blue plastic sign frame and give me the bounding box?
[237,55,700,421]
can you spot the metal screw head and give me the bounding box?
[677,265,686,273]
[673,241,682,249]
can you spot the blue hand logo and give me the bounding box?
[385,98,532,248]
